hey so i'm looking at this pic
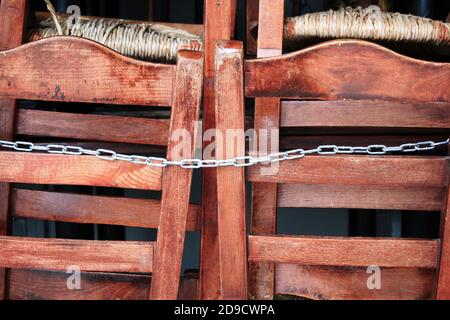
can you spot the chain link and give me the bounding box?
[0,138,448,169]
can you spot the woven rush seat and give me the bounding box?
[28,1,203,63]
[284,5,450,47]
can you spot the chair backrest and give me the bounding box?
[216,0,450,300]
[0,0,203,300]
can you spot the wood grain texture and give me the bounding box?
[245,40,450,103]
[0,152,162,190]
[16,109,170,146]
[215,41,248,300]
[8,269,198,300]
[150,50,203,300]
[278,184,445,211]
[245,0,259,55]
[200,0,237,300]
[281,101,450,128]
[11,189,200,231]
[249,235,438,268]
[0,37,175,106]
[275,264,434,300]
[248,0,285,301]
[437,182,450,299]
[0,0,28,300]
[248,156,448,187]
[0,236,154,273]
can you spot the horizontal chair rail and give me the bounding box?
[16,109,170,146]
[0,37,175,106]
[247,155,448,187]
[275,264,435,300]
[0,236,154,273]
[11,189,200,231]
[280,101,450,128]
[278,184,445,211]
[0,152,162,190]
[245,40,450,103]
[9,269,198,300]
[249,235,438,268]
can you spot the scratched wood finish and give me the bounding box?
[245,0,259,55]
[248,0,285,301]
[278,184,445,211]
[150,50,203,300]
[215,41,248,300]
[0,37,175,106]
[8,269,198,300]
[281,101,450,128]
[0,152,162,190]
[245,40,450,103]
[200,0,237,300]
[248,156,448,187]
[275,264,434,300]
[437,184,450,299]
[249,235,438,268]
[0,0,28,300]
[11,189,200,231]
[0,236,154,273]
[16,109,170,146]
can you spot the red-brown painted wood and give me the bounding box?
[150,50,203,300]
[11,189,200,231]
[16,109,170,146]
[0,37,175,106]
[0,152,162,190]
[278,184,445,211]
[9,269,199,300]
[215,41,248,300]
[249,235,438,268]
[200,0,237,300]
[248,0,284,301]
[275,264,435,300]
[281,101,450,128]
[245,40,450,103]
[248,156,448,187]
[0,0,28,300]
[0,236,154,273]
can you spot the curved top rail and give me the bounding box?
[0,36,176,106]
[245,40,450,103]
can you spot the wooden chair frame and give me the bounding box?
[217,0,450,300]
[0,0,203,300]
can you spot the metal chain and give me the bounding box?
[0,138,448,169]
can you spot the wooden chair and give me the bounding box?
[216,0,450,300]
[0,0,203,300]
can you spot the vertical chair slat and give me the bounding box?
[200,0,238,300]
[0,0,28,300]
[215,40,248,300]
[150,50,203,300]
[249,0,284,301]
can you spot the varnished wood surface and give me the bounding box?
[215,41,248,300]
[200,0,237,300]
[0,37,175,106]
[278,184,445,211]
[9,269,198,300]
[281,101,450,128]
[245,40,450,103]
[11,189,200,231]
[275,264,434,300]
[0,0,28,300]
[17,109,170,146]
[0,236,154,273]
[0,152,162,190]
[249,235,438,268]
[150,50,203,300]
[248,156,448,187]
